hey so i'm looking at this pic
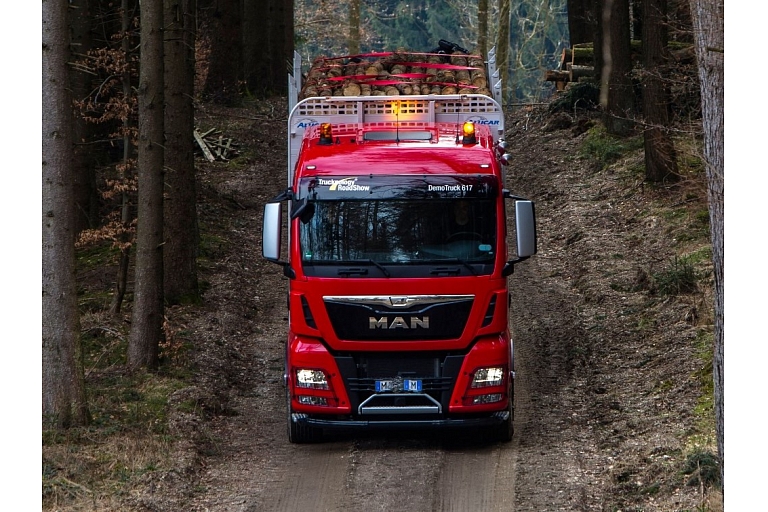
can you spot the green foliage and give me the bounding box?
[76,239,119,269]
[198,231,229,261]
[580,125,644,168]
[693,330,714,420]
[652,255,699,296]
[76,242,122,312]
[682,448,721,488]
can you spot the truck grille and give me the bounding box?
[324,295,473,341]
[334,353,465,417]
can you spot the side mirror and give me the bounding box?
[501,199,537,276]
[262,202,282,261]
[515,200,537,258]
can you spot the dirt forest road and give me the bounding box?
[138,101,708,511]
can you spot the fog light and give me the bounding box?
[471,367,504,388]
[296,369,329,389]
[298,395,328,406]
[472,393,502,404]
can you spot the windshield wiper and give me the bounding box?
[428,258,477,276]
[338,259,391,277]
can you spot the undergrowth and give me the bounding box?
[43,284,193,510]
[579,119,720,510]
[580,124,644,169]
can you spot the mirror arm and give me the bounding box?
[501,256,530,277]
[269,187,294,203]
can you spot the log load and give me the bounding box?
[298,49,492,100]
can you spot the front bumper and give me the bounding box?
[291,410,510,431]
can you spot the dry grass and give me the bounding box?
[43,308,190,511]
[43,431,174,510]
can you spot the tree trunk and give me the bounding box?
[601,0,635,136]
[642,0,679,183]
[348,0,361,54]
[243,0,293,96]
[568,0,598,45]
[128,0,165,370]
[69,0,98,232]
[276,0,294,93]
[630,0,642,40]
[164,0,199,305]
[496,0,511,103]
[593,0,604,81]
[110,0,137,317]
[477,0,488,57]
[205,0,243,103]
[43,0,89,428]
[689,0,724,491]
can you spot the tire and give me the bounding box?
[489,382,514,443]
[286,389,322,444]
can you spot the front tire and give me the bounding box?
[489,382,514,443]
[287,389,322,444]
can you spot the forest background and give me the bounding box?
[33,0,756,507]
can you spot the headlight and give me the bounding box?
[295,369,329,389]
[471,367,504,388]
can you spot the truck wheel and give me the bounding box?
[489,383,514,443]
[286,390,322,444]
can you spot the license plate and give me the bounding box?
[375,379,422,392]
[404,379,422,392]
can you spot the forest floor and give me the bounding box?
[44,97,722,511]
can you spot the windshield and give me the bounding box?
[299,198,496,264]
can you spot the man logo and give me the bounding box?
[369,316,430,329]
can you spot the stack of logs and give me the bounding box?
[545,43,595,90]
[299,50,492,100]
[545,41,696,90]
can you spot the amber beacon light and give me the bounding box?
[318,123,334,145]
[462,121,477,145]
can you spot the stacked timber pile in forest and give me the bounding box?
[546,43,596,90]
[298,49,492,100]
[546,41,696,90]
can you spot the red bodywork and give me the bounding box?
[285,121,513,423]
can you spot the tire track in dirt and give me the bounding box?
[509,261,605,511]
[435,441,517,511]
[342,435,442,511]
[253,441,351,511]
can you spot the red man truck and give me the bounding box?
[262,48,537,443]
